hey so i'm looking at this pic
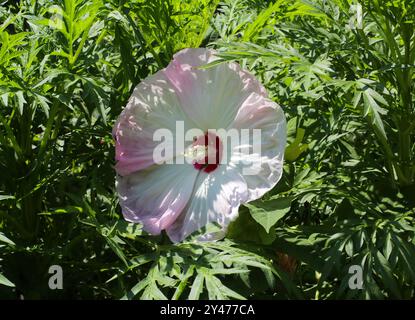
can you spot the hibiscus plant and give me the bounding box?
[0,0,414,300]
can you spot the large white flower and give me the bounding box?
[113,48,286,242]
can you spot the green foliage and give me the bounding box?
[0,0,414,299]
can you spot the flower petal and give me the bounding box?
[163,48,267,131]
[113,71,196,176]
[116,164,199,235]
[229,92,287,200]
[166,165,248,242]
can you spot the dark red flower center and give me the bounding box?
[192,132,222,173]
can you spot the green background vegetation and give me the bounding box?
[0,0,414,299]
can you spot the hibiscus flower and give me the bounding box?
[113,48,286,242]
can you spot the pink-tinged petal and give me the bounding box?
[230,92,286,200]
[116,164,199,235]
[163,48,267,131]
[113,71,197,176]
[166,166,248,242]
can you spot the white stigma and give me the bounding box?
[183,145,207,162]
